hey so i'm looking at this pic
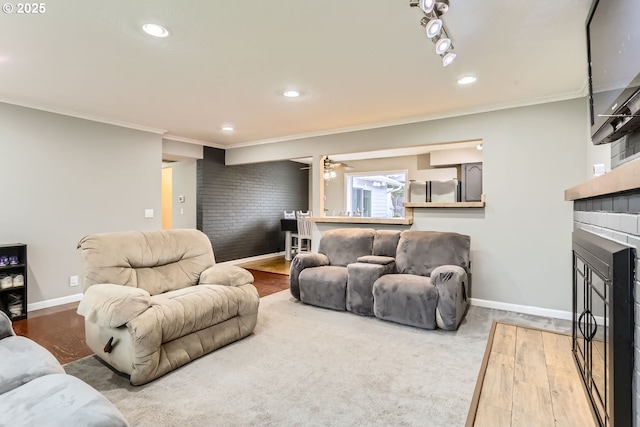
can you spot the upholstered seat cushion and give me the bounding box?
[0,374,129,427]
[299,266,348,310]
[144,284,258,343]
[0,336,65,394]
[373,274,438,329]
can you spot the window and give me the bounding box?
[345,170,407,218]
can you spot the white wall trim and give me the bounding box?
[227,90,586,149]
[28,293,83,312]
[0,99,168,135]
[217,252,285,266]
[470,298,572,321]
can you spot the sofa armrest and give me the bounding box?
[289,253,329,300]
[77,284,151,328]
[431,265,469,331]
[199,264,254,287]
[356,255,396,266]
[0,310,16,340]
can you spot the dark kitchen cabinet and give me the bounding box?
[462,163,482,202]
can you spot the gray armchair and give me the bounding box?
[290,228,376,310]
[372,231,470,330]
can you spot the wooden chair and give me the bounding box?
[292,217,313,254]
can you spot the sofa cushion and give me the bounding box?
[144,284,257,343]
[78,229,215,296]
[0,336,65,394]
[372,230,401,257]
[318,228,375,266]
[299,266,348,310]
[372,274,438,329]
[0,373,129,427]
[396,231,470,276]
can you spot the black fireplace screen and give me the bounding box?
[572,229,634,427]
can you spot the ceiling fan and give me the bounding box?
[299,157,354,171]
[324,157,353,171]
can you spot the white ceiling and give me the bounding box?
[0,0,591,148]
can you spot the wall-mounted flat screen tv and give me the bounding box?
[587,0,640,145]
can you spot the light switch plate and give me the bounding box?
[145,209,154,218]
[69,275,79,287]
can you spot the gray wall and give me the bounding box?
[227,98,590,312]
[197,147,308,262]
[0,102,162,306]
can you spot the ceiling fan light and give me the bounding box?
[419,0,436,14]
[425,18,442,39]
[442,51,456,67]
[435,37,451,55]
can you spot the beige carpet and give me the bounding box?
[64,292,572,427]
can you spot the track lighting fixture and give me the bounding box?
[410,0,456,67]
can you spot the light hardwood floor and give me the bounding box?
[471,323,597,427]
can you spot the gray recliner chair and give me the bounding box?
[372,231,470,330]
[290,228,376,311]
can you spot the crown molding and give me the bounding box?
[162,134,226,149]
[0,99,168,135]
[225,89,587,149]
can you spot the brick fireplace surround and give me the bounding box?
[566,157,640,426]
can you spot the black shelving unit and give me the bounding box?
[0,243,27,320]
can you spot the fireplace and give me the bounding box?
[572,228,635,427]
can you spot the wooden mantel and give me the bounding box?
[565,157,640,201]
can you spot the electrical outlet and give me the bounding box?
[69,275,79,287]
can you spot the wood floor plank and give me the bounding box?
[542,331,574,370]
[471,325,601,427]
[492,323,517,357]
[478,352,515,412]
[514,327,549,389]
[547,365,598,427]
[512,381,555,427]
[474,403,511,427]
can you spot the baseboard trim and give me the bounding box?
[470,298,572,321]
[28,293,83,312]
[217,252,285,266]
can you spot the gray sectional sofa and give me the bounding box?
[0,311,129,427]
[289,228,470,330]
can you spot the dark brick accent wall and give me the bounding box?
[197,147,309,262]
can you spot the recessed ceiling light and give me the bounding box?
[476,143,483,151]
[221,126,234,132]
[283,90,300,98]
[142,23,170,38]
[458,76,477,85]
